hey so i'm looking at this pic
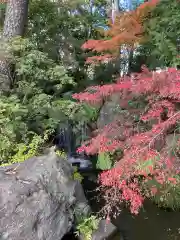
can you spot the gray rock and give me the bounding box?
[97,94,122,129]
[92,220,118,240]
[78,219,118,240]
[0,149,90,240]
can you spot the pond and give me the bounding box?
[112,201,180,240]
[62,201,180,240]
[82,174,180,240]
[62,169,180,240]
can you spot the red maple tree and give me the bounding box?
[73,66,180,216]
[73,1,180,217]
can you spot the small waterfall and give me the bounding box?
[55,120,74,156]
[55,120,92,170]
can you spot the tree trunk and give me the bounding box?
[127,49,134,75]
[111,0,120,22]
[0,0,29,92]
[0,3,6,30]
[3,0,29,39]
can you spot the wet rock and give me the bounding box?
[0,149,90,240]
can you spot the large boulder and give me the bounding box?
[0,148,90,240]
[97,94,122,129]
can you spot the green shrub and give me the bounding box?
[75,215,100,240]
[0,134,44,166]
[73,166,84,183]
[144,176,180,210]
[55,150,68,160]
[0,37,76,165]
[96,152,112,170]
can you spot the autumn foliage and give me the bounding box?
[72,0,180,217]
[73,66,180,215]
[82,0,158,64]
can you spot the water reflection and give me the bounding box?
[112,201,180,240]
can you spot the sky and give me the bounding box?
[119,0,145,10]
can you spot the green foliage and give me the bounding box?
[55,150,68,160]
[145,176,180,210]
[9,37,75,135]
[75,215,100,240]
[0,0,111,167]
[1,134,44,166]
[136,155,159,175]
[28,0,107,51]
[0,36,76,164]
[141,0,180,69]
[0,95,28,163]
[0,34,101,164]
[81,103,99,122]
[50,100,98,123]
[28,0,109,89]
[0,3,6,9]
[55,150,84,183]
[10,134,44,164]
[10,37,75,95]
[50,98,99,148]
[73,166,84,183]
[96,152,112,170]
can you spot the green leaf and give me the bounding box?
[96,152,112,170]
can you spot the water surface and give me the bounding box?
[113,201,180,240]
[82,176,180,240]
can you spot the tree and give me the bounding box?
[0,0,107,164]
[28,0,108,90]
[142,0,180,69]
[0,0,29,90]
[3,0,29,38]
[72,0,180,217]
[130,0,180,71]
[111,0,121,22]
[74,66,180,216]
[0,2,6,30]
[81,0,158,65]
